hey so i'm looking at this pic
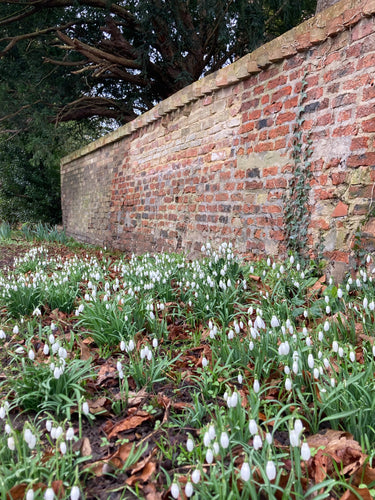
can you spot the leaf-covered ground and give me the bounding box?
[0,235,375,500]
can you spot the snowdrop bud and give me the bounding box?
[330,378,336,387]
[5,424,11,434]
[326,305,331,314]
[305,337,311,347]
[26,490,35,500]
[191,469,200,484]
[206,448,213,464]
[55,426,63,439]
[202,357,208,368]
[266,432,273,444]
[363,297,368,309]
[186,437,194,452]
[307,354,314,369]
[313,368,320,379]
[240,462,251,481]
[238,373,243,384]
[332,341,338,352]
[170,483,179,499]
[220,432,229,449]
[337,288,343,298]
[253,379,260,393]
[303,310,308,318]
[46,420,52,432]
[338,347,344,358]
[370,301,375,311]
[120,340,126,351]
[249,419,257,435]
[43,344,49,355]
[253,434,262,450]
[266,460,276,481]
[7,436,15,451]
[318,331,324,342]
[0,407,5,419]
[323,321,330,332]
[208,425,216,441]
[66,427,74,441]
[82,402,90,416]
[301,442,311,461]
[285,378,292,391]
[60,441,67,455]
[0,330,6,339]
[70,486,80,500]
[203,432,211,447]
[185,482,194,498]
[13,325,19,334]
[152,338,158,348]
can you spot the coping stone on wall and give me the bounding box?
[61,0,375,167]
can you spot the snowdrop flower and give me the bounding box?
[5,424,11,434]
[53,367,62,379]
[266,460,276,480]
[323,321,330,332]
[330,378,336,387]
[266,432,273,444]
[202,357,208,368]
[338,347,344,358]
[220,432,229,449]
[186,437,194,452]
[227,329,234,340]
[240,462,251,481]
[238,373,243,384]
[152,338,158,348]
[26,490,35,500]
[7,436,15,451]
[326,305,331,314]
[66,427,74,441]
[43,344,49,355]
[82,401,90,416]
[253,379,260,393]
[120,340,126,351]
[363,297,368,309]
[337,288,343,298]
[60,441,67,455]
[44,489,55,500]
[191,469,200,484]
[184,481,194,497]
[46,420,52,432]
[249,419,257,435]
[253,434,262,450]
[289,429,300,447]
[33,307,41,316]
[290,255,295,264]
[332,341,338,352]
[318,330,324,342]
[301,442,311,461]
[313,368,320,379]
[254,315,265,329]
[208,425,216,441]
[307,354,314,369]
[0,406,6,419]
[70,486,80,500]
[370,301,375,311]
[285,378,292,391]
[0,329,6,339]
[270,315,280,328]
[13,325,19,334]
[127,339,135,351]
[206,448,213,464]
[203,431,211,447]
[15,346,24,354]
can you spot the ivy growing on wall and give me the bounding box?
[283,71,313,258]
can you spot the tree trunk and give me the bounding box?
[315,0,341,14]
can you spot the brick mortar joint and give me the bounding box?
[61,0,374,167]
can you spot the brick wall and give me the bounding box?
[61,0,375,265]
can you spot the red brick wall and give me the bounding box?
[61,0,375,263]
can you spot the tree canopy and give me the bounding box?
[0,0,317,127]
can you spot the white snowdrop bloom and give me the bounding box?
[82,402,90,416]
[323,321,330,332]
[116,361,122,372]
[326,305,331,314]
[253,434,262,450]
[13,325,19,334]
[26,489,35,500]
[53,367,62,379]
[228,329,234,340]
[266,460,276,481]
[44,488,55,500]
[49,334,55,344]
[220,432,229,449]
[70,486,80,500]
[289,429,300,447]
[338,347,344,358]
[185,482,194,498]
[346,284,350,291]
[290,255,295,264]
[203,431,211,447]
[0,406,6,419]
[186,437,194,452]
[238,373,243,384]
[33,307,41,316]
[249,419,257,435]
[229,392,238,408]
[349,351,355,362]
[5,424,11,434]
[7,435,16,451]
[253,379,260,393]
[191,469,201,484]
[373,345,375,357]
[147,350,152,361]
[249,341,254,351]
[330,378,336,387]
[43,344,50,355]
[46,420,52,432]
[301,442,311,461]
[128,339,135,351]
[58,347,67,359]
[202,357,208,368]
[313,368,320,379]
[305,337,311,347]
[367,254,371,264]
[270,315,280,328]
[152,338,158,348]
[0,329,6,339]
[318,330,324,342]
[285,378,292,391]
[323,358,330,369]
[307,354,314,369]
[325,296,329,304]
[363,297,368,309]
[78,304,84,313]
[208,425,216,441]
[370,301,375,311]
[280,265,285,274]
[356,278,361,288]
[240,462,251,481]
[337,288,343,299]
[55,426,63,439]
[206,448,213,464]
[332,341,339,352]
[254,315,265,330]
[60,441,67,455]
[66,427,74,441]
[265,432,272,444]
[15,346,24,354]
[120,340,126,351]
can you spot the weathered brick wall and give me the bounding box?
[61,0,375,264]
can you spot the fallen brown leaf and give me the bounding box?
[107,412,151,439]
[339,486,373,500]
[80,436,92,457]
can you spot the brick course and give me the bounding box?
[61,0,375,263]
